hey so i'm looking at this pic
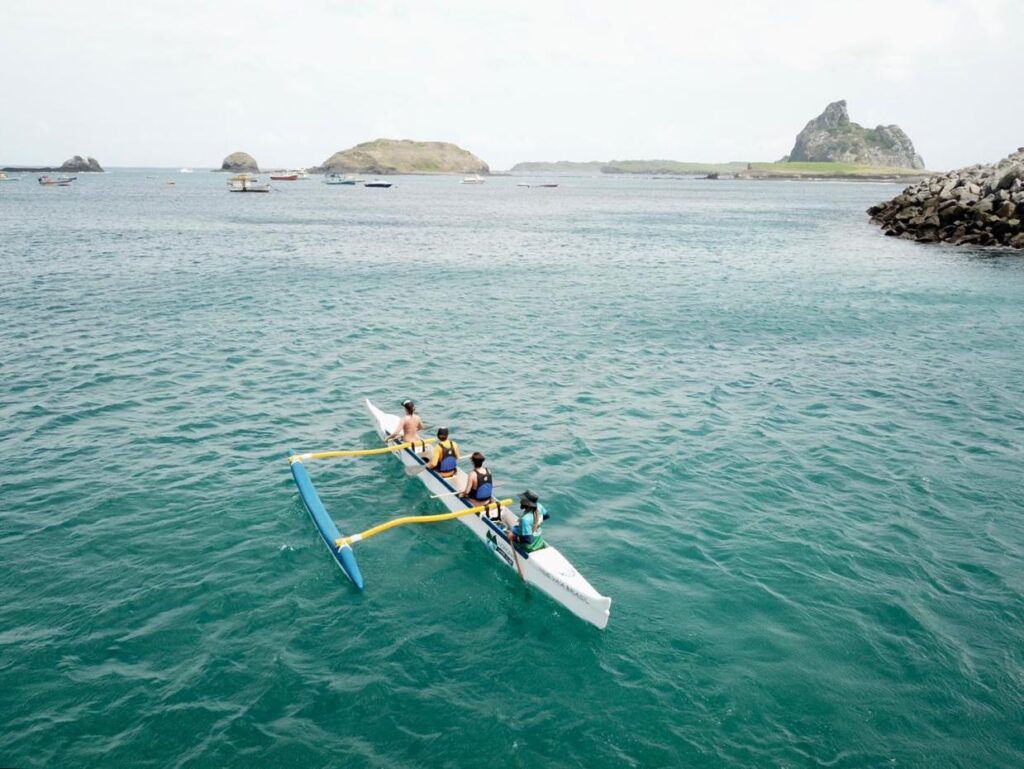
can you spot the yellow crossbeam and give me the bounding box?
[336,498,513,548]
[288,437,436,464]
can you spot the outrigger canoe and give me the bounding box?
[287,399,612,630]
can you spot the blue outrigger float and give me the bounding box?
[289,455,364,589]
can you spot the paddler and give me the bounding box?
[424,426,460,478]
[384,399,424,444]
[459,452,494,504]
[502,490,547,547]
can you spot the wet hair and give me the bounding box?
[402,400,415,414]
[437,427,449,439]
[471,451,485,468]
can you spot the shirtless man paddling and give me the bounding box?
[384,399,425,444]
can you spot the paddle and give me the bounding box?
[404,455,470,476]
[288,437,437,464]
[431,485,504,499]
[335,498,514,547]
[506,529,525,581]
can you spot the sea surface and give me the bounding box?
[1,170,1022,769]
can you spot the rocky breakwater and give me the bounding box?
[867,147,1024,248]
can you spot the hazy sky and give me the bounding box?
[3,0,1021,170]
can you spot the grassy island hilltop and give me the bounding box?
[312,139,489,176]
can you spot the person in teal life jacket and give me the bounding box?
[459,452,494,504]
[502,490,548,547]
[424,426,460,478]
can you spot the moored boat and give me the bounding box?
[270,172,299,181]
[286,400,612,629]
[227,173,271,192]
[324,173,358,185]
[461,174,485,184]
[38,175,75,186]
[364,180,393,188]
[0,172,18,182]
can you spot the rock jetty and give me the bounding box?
[786,100,924,169]
[221,151,259,173]
[314,139,488,175]
[867,147,1024,248]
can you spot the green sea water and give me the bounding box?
[1,171,1022,768]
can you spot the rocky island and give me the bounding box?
[1,155,104,173]
[220,151,259,173]
[313,139,488,175]
[867,147,1024,249]
[784,100,924,169]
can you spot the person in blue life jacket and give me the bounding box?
[424,426,460,478]
[459,451,494,504]
[502,490,548,546]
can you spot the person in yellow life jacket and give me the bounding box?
[425,426,459,478]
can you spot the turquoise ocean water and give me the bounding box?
[1,170,1022,768]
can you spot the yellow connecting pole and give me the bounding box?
[288,437,436,464]
[336,498,513,548]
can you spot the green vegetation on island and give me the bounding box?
[739,162,927,180]
[509,158,926,180]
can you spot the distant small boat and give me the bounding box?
[270,172,299,181]
[38,175,75,186]
[537,183,559,188]
[461,174,485,184]
[0,172,18,182]
[364,180,393,188]
[227,174,271,193]
[165,180,176,185]
[518,182,558,188]
[179,168,194,174]
[324,173,358,185]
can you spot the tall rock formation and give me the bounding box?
[221,151,259,173]
[787,100,925,169]
[315,139,489,175]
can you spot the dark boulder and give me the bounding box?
[866,146,1024,249]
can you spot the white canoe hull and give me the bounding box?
[365,399,611,630]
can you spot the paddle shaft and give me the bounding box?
[431,484,505,499]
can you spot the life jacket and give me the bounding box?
[436,439,458,474]
[471,468,493,501]
[515,510,536,543]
